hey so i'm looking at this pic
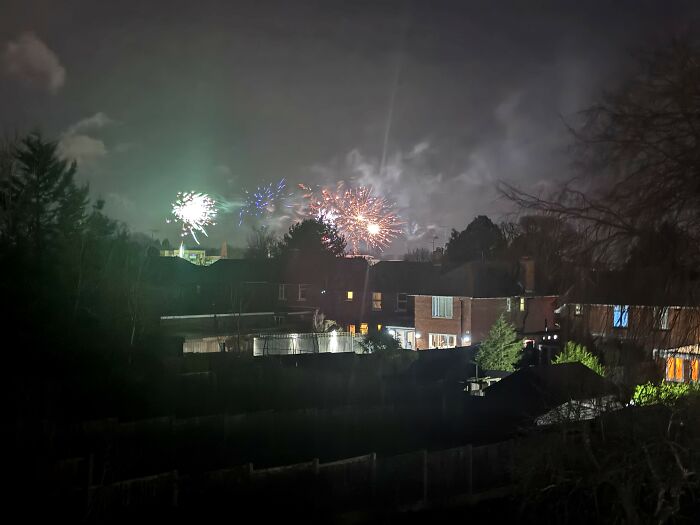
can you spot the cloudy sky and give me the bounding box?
[1,0,698,254]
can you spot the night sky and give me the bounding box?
[2,0,698,254]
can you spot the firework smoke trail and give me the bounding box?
[168,191,217,244]
[238,178,293,226]
[303,184,403,253]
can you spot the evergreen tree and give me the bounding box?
[553,341,605,376]
[475,314,522,371]
[276,218,346,258]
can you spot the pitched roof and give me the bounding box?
[486,362,618,417]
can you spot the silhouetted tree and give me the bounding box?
[359,330,401,353]
[403,247,431,262]
[1,133,88,261]
[245,225,277,259]
[500,40,700,271]
[445,215,505,264]
[276,219,346,258]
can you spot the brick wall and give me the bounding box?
[559,303,700,352]
[414,296,466,350]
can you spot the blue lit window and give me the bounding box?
[613,305,629,328]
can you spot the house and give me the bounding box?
[412,258,558,350]
[556,269,700,384]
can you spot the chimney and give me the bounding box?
[519,256,535,294]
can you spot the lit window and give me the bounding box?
[349,324,356,335]
[377,324,382,331]
[613,305,629,328]
[298,284,309,301]
[692,360,699,382]
[655,306,669,330]
[278,284,287,301]
[432,296,453,319]
[372,292,382,310]
[346,291,354,301]
[666,356,684,382]
[574,304,582,316]
[360,323,369,335]
[506,298,512,312]
[519,297,525,312]
[396,293,408,312]
[428,333,457,349]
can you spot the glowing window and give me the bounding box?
[613,305,629,328]
[574,304,582,316]
[372,292,382,310]
[428,333,456,349]
[519,297,525,312]
[377,324,382,331]
[692,360,699,382]
[666,356,684,382]
[432,296,453,319]
[349,324,356,335]
[360,323,369,335]
[346,291,354,301]
[506,298,512,312]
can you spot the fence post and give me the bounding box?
[172,470,179,507]
[466,444,473,496]
[370,452,377,502]
[422,449,428,506]
[85,453,94,517]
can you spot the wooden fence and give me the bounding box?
[55,440,514,519]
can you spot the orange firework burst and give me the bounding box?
[303,184,403,253]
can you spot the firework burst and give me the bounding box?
[168,191,217,244]
[303,184,402,253]
[238,179,293,226]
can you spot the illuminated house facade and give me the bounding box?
[556,270,700,384]
[413,294,557,350]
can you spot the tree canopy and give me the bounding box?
[276,218,346,258]
[445,215,505,264]
[553,341,605,376]
[475,314,522,371]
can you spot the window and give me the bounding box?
[655,306,670,330]
[377,324,382,331]
[574,304,582,316]
[278,284,287,301]
[519,297,525,312]
[360,323,369,335]
[506,297,512,312]
[431,296,453,319]
[666,356,684,382]
[692,360,699,382]
[298,284,309,301]
[396,293,408,312]
[349,324,356,335]
[372,292,382,310]
[613,305,629,328]
[429,333,457,349]
[346,290,354,301]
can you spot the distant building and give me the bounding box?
[160,241,227,266]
